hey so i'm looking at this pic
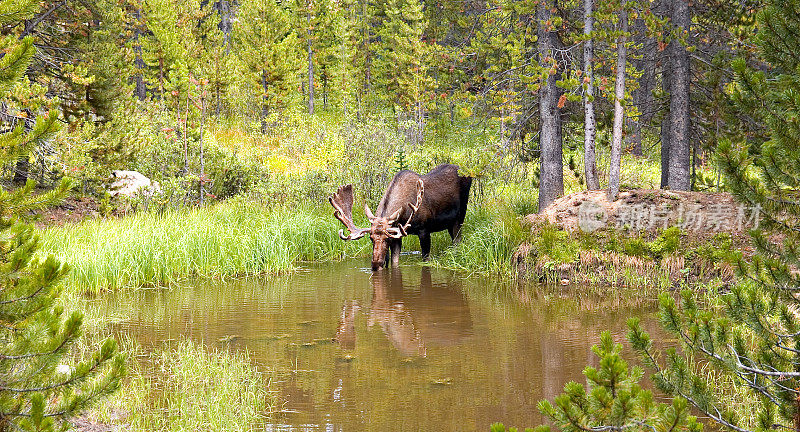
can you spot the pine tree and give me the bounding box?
[78,0,134,122]
[491,332,702,432]
[312,0,340,112]
[350,0,379,119]
[140,0,203,103]
[628,1,800,430]
[293,0,335,115]
[0,1,125,429]
[197,1,236,117]
[233,0,299,132]
[330,0,358,115]
[374,0,433,145]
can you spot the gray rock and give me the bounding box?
[109,170,160,197]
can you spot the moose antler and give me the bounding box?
[329,185,370,240]
[387,179,424,238]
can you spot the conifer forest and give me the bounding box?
[4,0,800,430]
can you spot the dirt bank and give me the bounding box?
[514,189,758,289]
[525,189,758,237]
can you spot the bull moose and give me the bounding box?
[329,163,472,271]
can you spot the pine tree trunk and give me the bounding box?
[608,4,628,201]
[583,0,599,190]
[537,1,564,212]
[795,395,800,432]
[158,56,165,101]
[323,75,328,111]
[261,70,269,133]
[215,78,221,117]
[307,11,315,116]
[417,99,425,146]
[216,0,232,56]
[667,0,691,191]
[627,15,651,156]
[660,80,671,187]
[133,9,146,101]
[13,158,28,185]
[199,97,205,206]
[659,0,672,188]
[183,95,189,175]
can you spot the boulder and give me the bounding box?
[109,170,160,197]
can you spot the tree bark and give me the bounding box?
[583,0,599,190]
[627,15,653,156]
[199,95,206,206]
[667,0,691,191]
[133,9,146,101]
[608,4,628,201]
[13,158,29,185]
[261,70,269,133]
[216,0,232,56]
[158,57,165,101]
[659,1,672,188]
[537,1,564,212]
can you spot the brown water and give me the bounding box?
[101,260,658,431]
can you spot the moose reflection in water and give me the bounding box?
[335,267,473,356]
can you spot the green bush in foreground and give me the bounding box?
[0,220,124,430]
[0,2,124,428]
[491,332,702,432]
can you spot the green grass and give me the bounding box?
[41,199,369,293]
[94,339,279,431]
[429,203,531,276]
[42,187,542,293]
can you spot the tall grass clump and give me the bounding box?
[97,339,278,431]
[431,205,525,276]
[40,199,369,293]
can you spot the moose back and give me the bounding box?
[329,164,472,271]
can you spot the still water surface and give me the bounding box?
[101,260,657,431]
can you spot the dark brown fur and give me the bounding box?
[371,164,472,270]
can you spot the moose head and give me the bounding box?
[329,180,424,271]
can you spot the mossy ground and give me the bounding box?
[512,219,746,293]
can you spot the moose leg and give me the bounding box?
[419,233,432,261]
[390,238,402,267]
[449,223,463,244]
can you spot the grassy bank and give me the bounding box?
[42,200,526,293]
[88,339,279,431]
[42,193,740,294]
[428,205,527,276]
[41,199,369,293]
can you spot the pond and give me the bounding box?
[100,260,658,431]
